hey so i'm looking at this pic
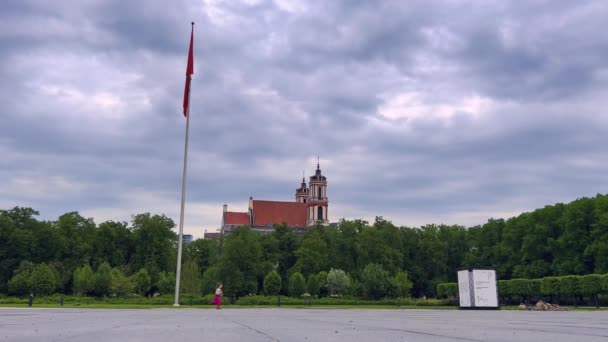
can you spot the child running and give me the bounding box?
[214,282,223,309]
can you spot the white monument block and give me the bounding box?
[457,268,499,309]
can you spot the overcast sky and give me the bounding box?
[1,0,607,237]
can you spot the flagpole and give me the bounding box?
[174,22,194,307]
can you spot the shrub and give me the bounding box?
[288,272,306,297]
[8,270,32,296]
[135,268,152,295]
[263,271,281,296]
[156,271,175,295]
[306,274,320,296]
[326,269,351,296]
[559,275,581,296]
[29,264,58,296]
[317,271,328,297]
[110,268,134,296]
[180,258,201,295]
[579,274,602,295]
[201,266,219,295]
[498,280,511,298]
[436,283,457,299]
[235,295,450,306]
[73,264,95,295]
[361,263,390,299]
[94,262,112,296]
[391,272,413,298]
[508,279,540,299]
[540,276,561,296]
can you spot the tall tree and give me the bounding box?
[293,226,329,276]
[180,257,201,295]
[94,262,112,296]
[218,227,263,296]
[73,264,95,295]
[361,263,390,300]
[131,213,177,284]
[92,221,133,269]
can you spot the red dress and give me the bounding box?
[214,288,222,308]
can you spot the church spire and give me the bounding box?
[308,156,328,225]
[315,156,322,176]
[295,170,309,203]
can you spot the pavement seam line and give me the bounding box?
[229,319,281,342]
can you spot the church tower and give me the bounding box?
[295,177,309,203]
[307,161,328,225]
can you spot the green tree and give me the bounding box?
[218,227,263,296]
[110,268,134,296]
[271,224,301,293]
[326,268,351,296]
[94,262,112,296]
[317,271,328,297]
[391,271,413,298]
[410,225,448,297]
[358,219,403,275]
[201,266,219,295]
[54,212,97,274]
[264,270,281,296]
[0,208,62,293]
[306,274,320,297]
[135,268,152,295]
[73,264,95,295]
[293,228,329,276]
[361,263,390,299]
[156,271,175,295]
[288,272,306,297]
[7,270,32,296]
[180,257,201,295]
[331,220,362,274]
[184,238,218,274]
[131,213,177,284]
[92,221,133,268]
[29,263,57,296]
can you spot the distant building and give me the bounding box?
[203,230,221,240]
[182,234,193,244]
[221,163,329,235]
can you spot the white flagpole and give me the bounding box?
[174,22,193,307]
[174,85,190,306]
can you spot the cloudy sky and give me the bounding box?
[1,0,607,237]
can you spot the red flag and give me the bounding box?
[183,24,194,117]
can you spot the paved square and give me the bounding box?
[1,308,607,341]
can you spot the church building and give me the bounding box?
[221,162,329,235]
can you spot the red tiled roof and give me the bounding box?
[252,200,308,227]
[224,211,250,225]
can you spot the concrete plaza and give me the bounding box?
[1,308,607,342]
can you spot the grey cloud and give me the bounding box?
[1,0,608,231]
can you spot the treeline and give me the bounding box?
[1,193,607,298]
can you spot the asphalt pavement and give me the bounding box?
[1,308,607,341]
